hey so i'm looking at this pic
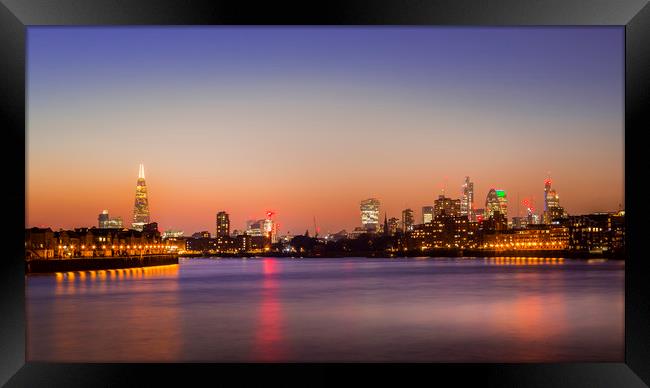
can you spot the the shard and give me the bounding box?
[132,163,150,231]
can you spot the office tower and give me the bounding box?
[544,177,552,212]
[543,177,566,224]
[460,176,474,220]
[132,163,150,231]
[98,210,109,228]
[422,206,434,224]
[360,198,380,231]
[485,189,507,219]
[98,210,123,229]
[496,190,508,218]
[401,208,414,232]
[263,212,278,243]
[434,195,461,217]
[216,211,230,237]
[246,220,265,237]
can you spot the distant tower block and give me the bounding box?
[461,176,474,221]
[360,198,380,231]
[132,163,151,231]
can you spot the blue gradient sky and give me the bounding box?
[27,27,624,234]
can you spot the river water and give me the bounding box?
[26,257,624,362]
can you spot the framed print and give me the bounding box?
[1,0,649,386]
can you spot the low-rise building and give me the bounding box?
[482,225,569,250]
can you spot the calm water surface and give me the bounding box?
[26,257,624,362]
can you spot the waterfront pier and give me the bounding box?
[25,254,179,274]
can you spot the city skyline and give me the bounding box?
[27,163,620,235]
[27,27,624,233]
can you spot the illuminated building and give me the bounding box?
[98,210,108,227]
[249,236,268,252]
[474,208,485,222]
[422,206,434,224]
[485,189,499,218]
[186,236,215,253]
[460,176,474,221]
[216,235,238,253]
[565,212,625,253]
[236,234,252,252]
[543,177,567,224]
[388,217,400,235]
[192,231,211,238]
[162,229,184,239]
[25,227,55,259]
[485,189,507,219]
[401,208,414,232]
[437,215,471,248]
[611,210,626,252]
[482,225,569,250]
[521,198,541,225]
[132,163,151,231]
[482,211,508,232]
[360,198,380,231]
[544,177,552,213]
[326,230,348,241]
[263,211,278,243]
[407,215,473,250]
[434,195,461,217]
[244,214,277,244]
[98,210,123,229]
[164,236,187,253]
[246,220,265,237]
[512,216,528,229]
[216,211,230,237]
[496,190,507,218]
[529,213,541,225]
[349,227,370,239]
[408,222,443,250]
[30,227,164,259]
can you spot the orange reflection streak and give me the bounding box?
[52,265,180,296]
[253,258,287,361]
[35,264,182,362]
[487,257,566,267]
[486,285,569,361]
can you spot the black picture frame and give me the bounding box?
[1,0,648,386]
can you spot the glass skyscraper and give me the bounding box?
[360,198,380,231]
[460,176,474,220]
[132,163,150,231]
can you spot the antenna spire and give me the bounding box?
[139,163,145,179]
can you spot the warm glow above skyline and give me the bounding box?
[26,27,624,234]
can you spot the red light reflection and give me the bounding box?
[253,259,287,361]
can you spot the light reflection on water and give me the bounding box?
[26,258,624,362]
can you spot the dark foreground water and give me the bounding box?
[26,257,624,362]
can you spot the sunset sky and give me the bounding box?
[27,27,624,235]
